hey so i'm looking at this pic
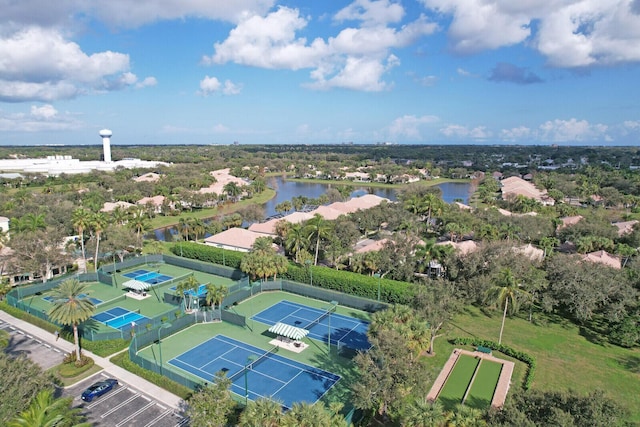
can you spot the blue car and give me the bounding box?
[81,378,118,402]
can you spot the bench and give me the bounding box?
[477,346,492,354]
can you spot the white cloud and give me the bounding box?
[0,104,81,131]
[389,114,439,139]
[0,27,135,101]
[208,3,436,91]
[419,0,640,67]
[334,0,405,26]
[136,76,158,88]
[199,76,242,96]
[500,126,531,141]
[623,120,640,130]
[212,124,229,133]
[440,124,491,139]
[538,118,609,141]
[30,104,58,119]
[4,0,276,29]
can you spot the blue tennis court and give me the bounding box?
[169,335,340,409]
[169,283,207,297]
[253,300,371,351]
[92,306,148,331]
[42,293,102,305]
[123,269,173,285]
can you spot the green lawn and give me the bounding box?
[437,354,479,409]
[439,305,640,422]
[465,360,502,409]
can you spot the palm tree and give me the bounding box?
[21,212,47,232]
[128,208,151,248]
[402,398,446,427]
[47,279,96,362]
[304,214,331,265]
[445,404,486,427]
[7,389,88,427]
[223,182,242,202]
[284,223,306,263]
[281,401,332,427]
[486,268,530,345]
[205,283,228,319]
[239,398,283,427]
[176,275,200,312]
[91,212,108,272]
[178,217,192,241]
[72,208,92,273]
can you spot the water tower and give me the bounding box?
[99,129,112,162]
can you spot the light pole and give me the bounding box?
[305,260,313,286]
[374,272,381,302]
[328,300,338,353]
[157,322,172,375]
[244,355,257,405]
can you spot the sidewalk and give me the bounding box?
[0,310,184,411]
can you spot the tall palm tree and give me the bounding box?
[72,208,92,273]
[7,389,88,427]
[176,275,200,312]
[91,212,108,272]
[486,268,529,345]
[281,401,332,427]
[238,398,283,427]
[284,223,306,263]
[205,283,228,319]
[304,214,331,266]
[21,212,47,232]
[47,279,96,362]
[128,208,150,248]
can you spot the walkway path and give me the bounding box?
[0,310,184,411]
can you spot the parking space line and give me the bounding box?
[101,394,141,418]
[115,401,156,427]
[86,387,126,409]
[143,409,174,427]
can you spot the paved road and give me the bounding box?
[0,312,188,426]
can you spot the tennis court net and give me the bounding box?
[304,305,336,330]
[228,345,279,382]
[104,309,141,327]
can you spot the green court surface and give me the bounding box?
[114,263,236,297]
[465,360,502,409]
[136,291,370,407]
[437,354,479,409]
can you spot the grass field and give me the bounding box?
[434,305,640,422]
[465,360,502,409]
[437,354,479,409]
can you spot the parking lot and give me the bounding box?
[1,319,187,427]
[65,374,186,427]
[0,319,66,370]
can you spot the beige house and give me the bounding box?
[101,201,134,212]
[203,227,268,252]
[582,250,621,269]
[500,176,554,206]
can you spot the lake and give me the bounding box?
[151,177,473,240]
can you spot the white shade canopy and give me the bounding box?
[268,322,309,340]
[123,279,150,291]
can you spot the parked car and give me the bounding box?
[81,378,118,402]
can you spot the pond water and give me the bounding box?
[151,177,473,241]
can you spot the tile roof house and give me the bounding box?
[436,240,478,255]
[101,201,134,212]
[612,220,638,236]
[557,215,584,230]
[137,195,167,213]
[514,243,544,261]
[582,250,621,269]
[134,172,161,182]
[198,168,248,195]
[500,176,554,205]
[203,227,268,252]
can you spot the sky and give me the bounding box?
[0,0,639,147]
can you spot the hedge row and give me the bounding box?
[284,264,416,305]
[171,242,416,304]
[170,242,243,269]
[451,337,536,390]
